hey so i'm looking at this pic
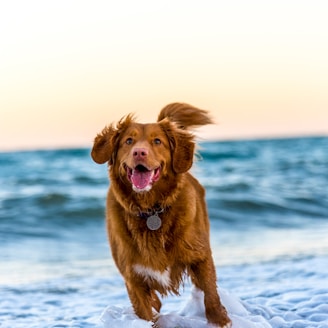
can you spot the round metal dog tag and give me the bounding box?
[146,214,162,230]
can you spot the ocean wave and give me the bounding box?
[34,192,71,205]
[1,137,327,233]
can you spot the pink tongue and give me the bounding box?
[131,170,153,190]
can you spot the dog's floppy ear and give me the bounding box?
[160,119,195,174]
[91,114,135,165]
[91,125,118,165]
[172,129,195,173]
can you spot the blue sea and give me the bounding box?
[1,136,328,328]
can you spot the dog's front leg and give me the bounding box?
[190,258,232,328]
[125,281,157,323]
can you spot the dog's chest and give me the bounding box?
[133,264,171,288]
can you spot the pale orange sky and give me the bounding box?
[1,0,327,151]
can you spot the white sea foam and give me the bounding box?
[101,287,271,328]
[100,256,328,328]
[1,256,328,327]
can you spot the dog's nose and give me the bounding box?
[133,148,148,160]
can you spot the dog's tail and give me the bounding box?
[157,102,214,130]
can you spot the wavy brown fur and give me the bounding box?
[157,102,214,130]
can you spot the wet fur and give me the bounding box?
[91,103,231,327]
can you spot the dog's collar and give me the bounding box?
[137,206,165,231]
[138,207,164,219]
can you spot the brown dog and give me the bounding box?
[91,103,231,327]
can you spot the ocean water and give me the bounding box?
[1,136,328,328]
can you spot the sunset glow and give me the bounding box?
[1,0,327,150]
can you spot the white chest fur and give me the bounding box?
[133,264,171,288]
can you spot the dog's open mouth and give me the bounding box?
[126,164,161,192]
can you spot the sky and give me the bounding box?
[1,0,327,151]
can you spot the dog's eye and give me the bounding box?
[126,138,133,145]
[154,138,161,145]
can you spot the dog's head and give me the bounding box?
[91,115,195,193]
[91,103,212,193]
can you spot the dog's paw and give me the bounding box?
[221,323,232,328]
[209,322,232,328]
[219,319,232,328]
[209,316,232,328]
[151,311,161,328]
[151,322,160,328]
